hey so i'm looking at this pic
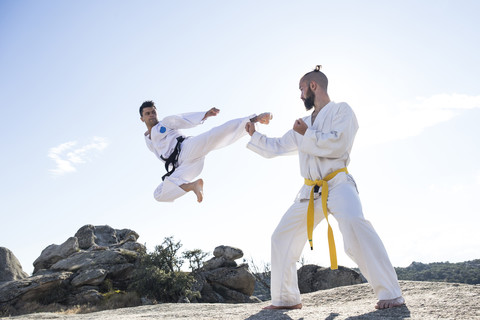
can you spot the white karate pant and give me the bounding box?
[270,173,402,306]
[153,115,253,202]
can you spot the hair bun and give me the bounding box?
[314,65,322,72]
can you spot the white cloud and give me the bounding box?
[48,137,108,175]
[356,93,480,147]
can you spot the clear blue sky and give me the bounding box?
[1,0,479,275]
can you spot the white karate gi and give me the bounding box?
[145,111,254,202]
[247,101,402,306]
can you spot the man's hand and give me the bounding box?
[293,118,308,135]
[203,107,220,121]
[245,122,256,136]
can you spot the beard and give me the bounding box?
[303,87,315,111]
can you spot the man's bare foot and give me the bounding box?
[192,179,204,202]
[375,296,405,309]
[262,303,302,310]
[251,112,273,124]
[180,179,204,203]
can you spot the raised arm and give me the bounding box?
[246,123,298,158]
[202,107,220,121]
[161,110,212,129]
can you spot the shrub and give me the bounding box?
[128,236,204,302]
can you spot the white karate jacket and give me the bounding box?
[247,101,359,201]
[145,112,205,162]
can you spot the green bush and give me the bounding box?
[395,259,480,284]
[128,236,204,302]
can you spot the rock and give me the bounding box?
[75,225,141,250]
[33,237,79,274]
[0,247,29,282]
[71,269,107,287]
[50,250,132,272]
[202,256,237,271]
[68,287,104,305]
[0,271,73,304]
[75,225,97,250]
[1,230,260,316]
[297,264,364,293]
[93,225,118,247]
[202,245,243,272]
[117,241,145,253]
[116,229,140,243]
[204,264,256,296]
[195,246,258,303]
[210,282,262,303]
[0,224,145,315]
[213,246,243,260]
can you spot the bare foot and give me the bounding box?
[375,296,405,309]
[180,179,204,203]
[192,179,204,203]
[252,112,273,124]
[262,303,302,310]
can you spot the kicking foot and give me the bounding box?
[180,179,204,203]
[262,303,302,310]
[251,112,273,124]
[375,296,405,309]
[192,179,204,203]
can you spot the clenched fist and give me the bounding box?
[203,107,220,120]
[293,118,308,135]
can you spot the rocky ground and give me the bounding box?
[2,280,479,320]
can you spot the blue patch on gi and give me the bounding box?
[159,126,166,133]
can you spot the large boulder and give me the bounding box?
[297,264,365,293]
[0,271,73,305]
[204,264,256,296]
[50,249,132,272]
[0,225,146,315]
[0,247,29,283]
[195,245,260,303]
[74,225,140,250]
[33,237,79,273]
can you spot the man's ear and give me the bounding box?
[310,81,317,91]
[140,116,145,123]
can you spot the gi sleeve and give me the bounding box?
[161,112,206,129]
[299,103,359,158]
[247,130,298,158]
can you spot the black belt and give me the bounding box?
[161,136,185,181]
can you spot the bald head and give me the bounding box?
[300,65,328,92]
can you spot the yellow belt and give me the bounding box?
[304,167,348,270]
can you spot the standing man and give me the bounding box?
[140,100,272,203]
[245,66,404,310]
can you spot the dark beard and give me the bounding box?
[303,87,315,111]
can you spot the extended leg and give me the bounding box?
[329,180,404,308]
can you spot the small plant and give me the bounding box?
[128,236,204,302]
[183,249,209,272]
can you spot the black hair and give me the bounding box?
[139,100,155,116]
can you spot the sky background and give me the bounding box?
[1,0,479,276]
